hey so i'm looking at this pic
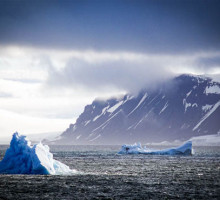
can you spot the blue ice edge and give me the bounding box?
[0,132,77,175]
[118,141,192,155]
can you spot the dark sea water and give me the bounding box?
[0,145,219,199]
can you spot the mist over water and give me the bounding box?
[0,145,219,199]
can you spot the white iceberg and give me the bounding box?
[118,141,192,155]
[0,132,76,175]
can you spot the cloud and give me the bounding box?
[196,55,220,70]
[0,108,74,138]
[0,0,220,53]
[1,46,220,131]
[46,50,220,93]
[0,92,12,98]
[48,57,170,93]
[1,45,220,94]
[0,45,220,138]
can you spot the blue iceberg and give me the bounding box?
[118,141,192,155]
[0,132,76,175]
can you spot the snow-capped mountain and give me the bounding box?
[56,74,220,145]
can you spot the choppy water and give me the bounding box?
[0,145,219,199]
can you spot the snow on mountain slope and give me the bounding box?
[205,85,220,94]
[128,93,148,116]
[55,74,220,145]
[193,100,220,131]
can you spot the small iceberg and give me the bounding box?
[118,141,192,155]
[0,132,76,175]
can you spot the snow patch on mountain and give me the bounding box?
[193,100,220,131]
[72,125,76,132]
[186,90,192,98]
[183,99,191,112]
[84,120,91,126]
[202,105,213,113]
[123,95,134,104]
[159,101,168,115]
[128,93,148,116]
[133,118,144,129]
[205,85,220,94]
[76,135,81,140]
[90,134,101,142]
[92,109,122,132]
[180,123,190,130]
[93,106,109,121]
[108,100,123,113]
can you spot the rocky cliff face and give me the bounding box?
[56,74,220,144]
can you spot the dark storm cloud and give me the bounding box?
[0,0,220,53]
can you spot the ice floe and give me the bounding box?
[0,132,76,175]
[118,141,192,155]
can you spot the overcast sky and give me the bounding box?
[0,0,220,139]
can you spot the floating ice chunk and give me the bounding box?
[118,141,192,155]
[0,132,76,175]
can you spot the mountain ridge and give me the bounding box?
[54,74,220,145]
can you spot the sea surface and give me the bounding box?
[0,145,219,199]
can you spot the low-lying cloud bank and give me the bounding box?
[46,49,220,93]
[1,45,220,94]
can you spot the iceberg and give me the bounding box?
[118,141,192,155]
[0,132,76,175]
